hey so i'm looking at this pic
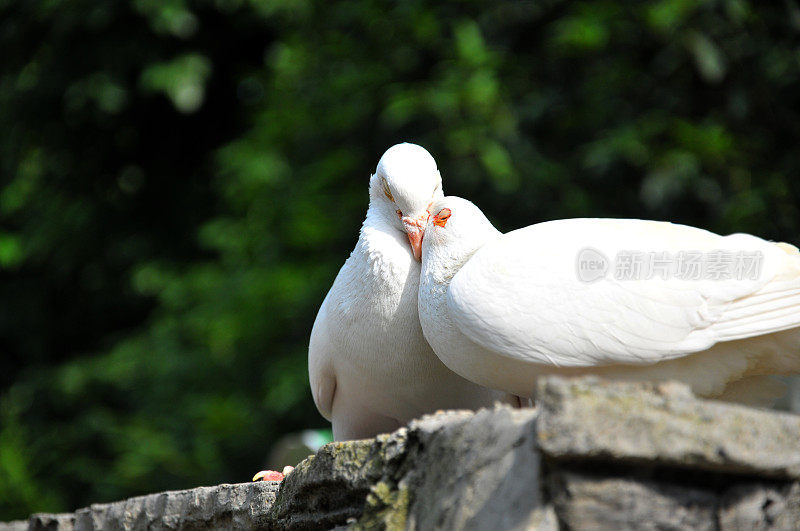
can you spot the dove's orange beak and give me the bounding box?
[402,214,428,261]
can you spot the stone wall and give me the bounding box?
[3,377,800,530]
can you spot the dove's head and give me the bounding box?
[422,196,500,271]
[370,143,443,260]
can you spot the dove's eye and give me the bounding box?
[382,179,394,202]
[433,208,451,228]
[396,209,402,218]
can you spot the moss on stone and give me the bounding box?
[354,480,412,530]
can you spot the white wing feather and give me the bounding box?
[447,218,800,367]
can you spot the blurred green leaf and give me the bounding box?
[0,233,24,268]
[553,15,609,51]
[133,0,198,38]
[687,31,727,83]
[140,54,212,113]
[646,0,699,34]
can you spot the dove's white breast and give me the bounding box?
[309,219,506,439]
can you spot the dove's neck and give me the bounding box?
[419,230,501,337]
[420,247,465,289]
[363,200,401,235]
[421,226,501,286]
[353,202,418,292]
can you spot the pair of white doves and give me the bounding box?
[309,143,800,440]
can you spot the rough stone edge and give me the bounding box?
[536,376,800,479]
[22,481,279,531]
[267,405,548,530]
[266,437,396,530]
[548,470,719,530]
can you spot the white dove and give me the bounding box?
[418,196,800,404]
[308,146,512,440]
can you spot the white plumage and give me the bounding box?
[418,196,800,403]
[308,147,511,440]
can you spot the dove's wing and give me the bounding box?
[447,218,800,367]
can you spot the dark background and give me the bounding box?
[2,0,799,519]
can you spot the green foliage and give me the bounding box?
[1,0,799,519]
[140,54,212,113]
